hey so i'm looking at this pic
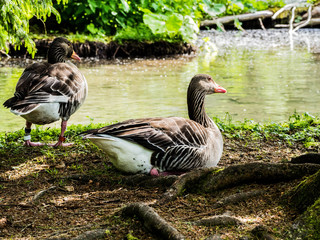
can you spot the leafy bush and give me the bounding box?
[55,0,202,43]
[0,0,291,54]
[0,0,66,56]
[53,0,288,43]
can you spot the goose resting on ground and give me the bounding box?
[82,74,226,176]
[3,37,87,147]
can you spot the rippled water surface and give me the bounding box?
[1,29,320,131]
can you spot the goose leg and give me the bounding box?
[51,120,73,147]
[24,121,44,147]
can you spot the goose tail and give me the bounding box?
[78,128,100,138]
[3,96,18,108]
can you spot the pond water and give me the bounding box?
[1,29,320,131]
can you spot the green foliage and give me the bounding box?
[303,198,320,239]
[55,0,201,43]
[214,112,320,147]
[200,0,285,29]
[126,233,140,240]
[0,0,67,56]
[0,0,289,52]
[53,0,287,42]
[0,121,106,151]
[201,0,284,17]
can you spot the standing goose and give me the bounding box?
[83,74,226,175]
[3,37,88,147]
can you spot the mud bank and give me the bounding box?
[6,39,197,60]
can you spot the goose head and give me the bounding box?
[187,74,226,128]
[188,74,226,95]
[48,37,81,64]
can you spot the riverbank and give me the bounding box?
[3,38,196,60]
[0,113,319,239]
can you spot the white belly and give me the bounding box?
[19,103,60,125]
[87,134,154,174]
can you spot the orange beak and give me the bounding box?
[71,51,81,62]
[214,85,227,93]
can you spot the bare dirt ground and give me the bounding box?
[0,137,316,240]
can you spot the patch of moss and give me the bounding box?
[284,170,320,212]
[211,167,225,175]
[126,233,140,240]
[291,198,320,239]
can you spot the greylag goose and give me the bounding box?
[3,37,88,147]
[83,74,226,176]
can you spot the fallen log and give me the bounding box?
[275,18,320,28]
[121,202,185,240]
[200,10,274,27]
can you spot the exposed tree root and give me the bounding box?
[161,168,213,202]
[43,224,97,240]
[121,202,185,240]
[124,174,178,188]
[70,228,109,240]
[179,190,264,221]
[291,153,320,164]
[30,186,57,204]
[193,214,243,227]
[283,169,320,212]
[161,163,320,201]
[251,225,275,240]
[213,190,264,208]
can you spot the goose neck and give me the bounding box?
[48,46,66,64]
[187,89,214,128]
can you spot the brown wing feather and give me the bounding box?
[84,117,209,152]
[3,62,86,119]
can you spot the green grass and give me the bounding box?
[214,112,320,147]
[1,113,319,153]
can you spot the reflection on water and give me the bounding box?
[1,37,320,131]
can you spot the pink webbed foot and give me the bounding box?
[24,140,45,147]
[150,168,160,176]
[49,141,73,147]
[149,168,186,176]
[49,136,73,147]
